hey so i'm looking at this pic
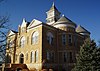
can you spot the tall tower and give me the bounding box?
[46,2,61,25]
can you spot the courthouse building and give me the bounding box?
[5,3,90,71]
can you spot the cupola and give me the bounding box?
[46,2,61,25]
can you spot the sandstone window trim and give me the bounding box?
[32,31,39,45]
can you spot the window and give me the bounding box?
[46,51,54,62]
[47,32,54,45]
[35,50,38,62]
[32,31,39,44]
[47,20,50,23]
[68,34,72,45]
[51,19,54,22]
[64,52,67,62]
[62,34,66,45]
[30,51,34,63]
[51,52,54,62]
[8,40,13,48]
[74,36,77,46]
[69,52,73,63]
[47,52,50,61]
[20,37,25,47]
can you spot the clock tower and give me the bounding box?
[46,2,61,25]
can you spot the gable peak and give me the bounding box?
[21,18,27,27]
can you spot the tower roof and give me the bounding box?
[57,15,73,23]
[49,2,59,12]
[55,15,76,27]
[76,25,90,34]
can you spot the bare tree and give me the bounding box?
[98,40,100,48]
[0,0,10,63]
[0,16,9,61]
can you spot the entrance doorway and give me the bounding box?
[19,54,24,64]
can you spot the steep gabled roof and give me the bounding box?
[27,19,42,29]
[8,30,17,36]
[76,25,90,34]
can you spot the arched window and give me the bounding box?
[20,37,25,47]
[32,31,39,44]
[47,32,53,45]
[19,53,24,64]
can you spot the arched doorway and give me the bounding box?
[19,54,24,64]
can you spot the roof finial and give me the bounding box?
[22,18,26,23]
[52,1,55,6]
[62,14,65,17]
